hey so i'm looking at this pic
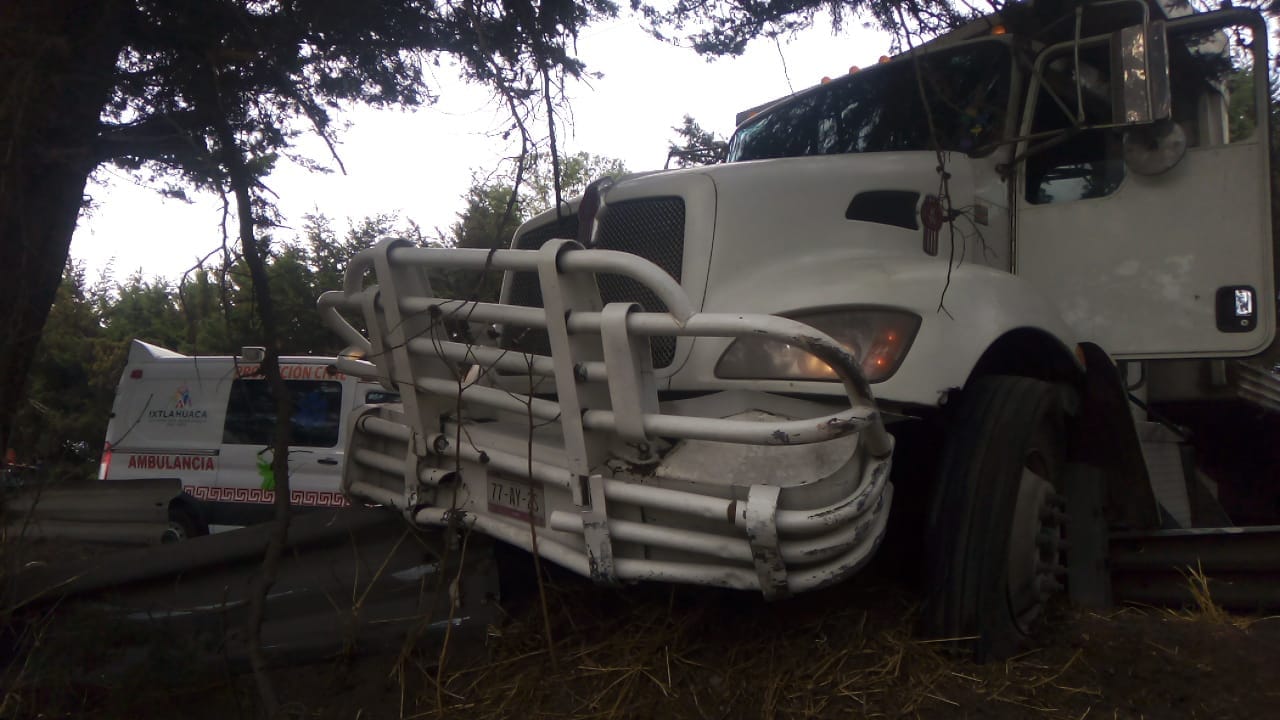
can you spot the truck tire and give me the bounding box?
[923,375,1070,660]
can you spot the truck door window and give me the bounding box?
[1025,23,1259,205]
[223,380,343,448]
[1167,25,1257,146]
[1024,52,1124,204]
[728,40,1011,162]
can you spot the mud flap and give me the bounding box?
[1063,463,1112,609]
[1072,342,1160,531]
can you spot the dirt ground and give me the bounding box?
[4,546,1278,720]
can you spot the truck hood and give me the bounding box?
[584,151,976,322]
[509,151,1065,406]
[687,152,975,315]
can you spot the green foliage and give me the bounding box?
[304,212,417,294]
[103,273,188,350]
[1227,67,1259,143]
[7,211,433,469]
[524,151,629,214]
[667,114,727,168]
[442,182,525,301]
[638,0,965,56]
[440,152,627,301]
[175,268,236,353]
[451,182,526,252]
[96,0,622,197]
[8,262,115,475]
[0,0,625,456]
[445,152,628,254]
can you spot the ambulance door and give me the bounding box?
[217,367,347,523]
[101,352,228,492]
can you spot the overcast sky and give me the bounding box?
[71,13,890,283]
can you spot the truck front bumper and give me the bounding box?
[321,238,894,598]
[345,391,892,598]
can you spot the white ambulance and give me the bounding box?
[98,340,396,535]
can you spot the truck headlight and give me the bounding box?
[715,308,921,383]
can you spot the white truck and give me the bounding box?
[98,340,397,536]
[318,1,1274,656]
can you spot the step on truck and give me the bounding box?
[318,0,1276,656]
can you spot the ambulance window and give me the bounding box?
[223,380,343,448]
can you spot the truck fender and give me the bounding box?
[961,338,1159,532]
[1064,343,1160,531]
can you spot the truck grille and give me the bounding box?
[502,197,686,369]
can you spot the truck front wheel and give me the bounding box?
[923,375,1070,659]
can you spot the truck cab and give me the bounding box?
[512,2,1271,404]
[320,0,1275,657]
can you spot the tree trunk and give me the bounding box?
[0,0,126,458]
[211,96,293,718]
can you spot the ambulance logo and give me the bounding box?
[147,383,209,423]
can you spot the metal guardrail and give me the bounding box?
[1233,360,1280,414]
[318,237,894,598]
[1110,525,1280,610]
[11,507,496,673]
[3,478,183,544]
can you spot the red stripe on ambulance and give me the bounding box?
[235,364,343,380]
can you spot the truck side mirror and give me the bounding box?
[1112,20,1172,125]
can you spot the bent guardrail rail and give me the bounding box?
[318,237,894,598]
[4,478,184,544]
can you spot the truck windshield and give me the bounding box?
[728,40,1011,162]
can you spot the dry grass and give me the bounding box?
[3,537,1277,720]
[0,518,57,719]
[1164,562,1279,632]
[381,573,1119,720]
[361,553,1280,720]
[1171,562,1232,625]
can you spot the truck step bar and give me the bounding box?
[318,238,894,598]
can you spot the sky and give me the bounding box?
[71,13,891,284]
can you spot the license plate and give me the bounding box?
[487,476,544,526]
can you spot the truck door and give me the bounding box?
[1014,15,1274,359]
[217,371,347,523]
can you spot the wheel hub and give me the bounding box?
[1007,468,1067,632]
[161,520,189,543]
